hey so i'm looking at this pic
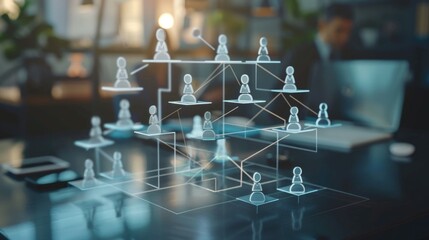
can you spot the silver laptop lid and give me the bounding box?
[308,60,409,132]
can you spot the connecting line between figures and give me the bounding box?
[256,63,284,83]
[176,110,189,156]
[241,134,290,164]
[288,95,318,116]
[281,94,292,107]
[212,106,239,123]
[98,148,114,162]
[130,64,149,75]
[217,126,276,137]
[228,158,253,181]
[157,138,204,168]
[246,93,282,126]
[161,108,182,121]
[254,104,286,126]
[184,152,228,184]
[227,64,241,85]
[195,64,230,94]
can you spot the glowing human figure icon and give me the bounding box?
[114,57,131,88]
[154,28,171,60]
[283,66,297,91]
[214,138,232,161]
[202,111,216,140]
[180,74,197,103]
[116,99,134,127]
[188,115,203,138]
[82,159,97,188]
[249,172,266,204]
[238,74,253,102]
[215,34,230,61]
[147,105,161,134]
[89,116,104,143]
[112,151,126,179]
[257,37,271,61]
[286,107,301,132]
[316,103,331,127]
[289,167,305,194]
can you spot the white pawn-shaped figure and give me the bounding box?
[238,74,253,102]
[283,66,297,91]
[114,57,131,88]
[154,28,171,60]
[116,99,134,127]
[187,115,203,138]
[215,34,230,61]
[147,105,161,134]
[249,172,266,204]
[286,107,301,132]
[180,74,197,103]
[82,159,97,188]
[202,111,216,140]
[289,167,305,194]
[112,151,126,179]
[257,37,271,61]
[214,138,232,161]
[316,103,331,127]
[89,116,104,143]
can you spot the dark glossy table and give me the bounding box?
[0,130,428,239]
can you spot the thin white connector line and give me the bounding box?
[257,63,284,83]
[195,65,230,94]
[176,110,190,161]
[228,158,253,181]
[161,108,182,121]
[246,93,282,125]
[228,64,241,85]
[289,95,318,116]
[98,148,114,162]
[241,134,290,163]
[130,64,149,75]
[212,106,239,123]
[254,104,286,125]
[198,36,215,50]
[281,93,292,107]
[158,138,203,168]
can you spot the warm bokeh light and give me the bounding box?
[158,13,174,29]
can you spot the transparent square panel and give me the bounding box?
[236,194,279,207]
[134,183,236,214]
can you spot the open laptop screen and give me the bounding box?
[307,60,409,132]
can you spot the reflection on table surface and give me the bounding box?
[0,130,428,239]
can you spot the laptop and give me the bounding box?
[262,60,409,151]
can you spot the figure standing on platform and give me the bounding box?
[181,74,197,103]
[116,99,134,127]
[89,116,104,143]
[112,151,126,179]
[154,28,171,60]
[215,34,230,61]
[114,57,131,88]
[289,167,305,194]
[238,74,253,102]
[283,66,297,91]
[286,107,301,132]
[257,37,271,61]
[202,111,216,140]
[147,105,161,134]
[83,159,97,188]
[316,103,331,127]
[249,172,266,204]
